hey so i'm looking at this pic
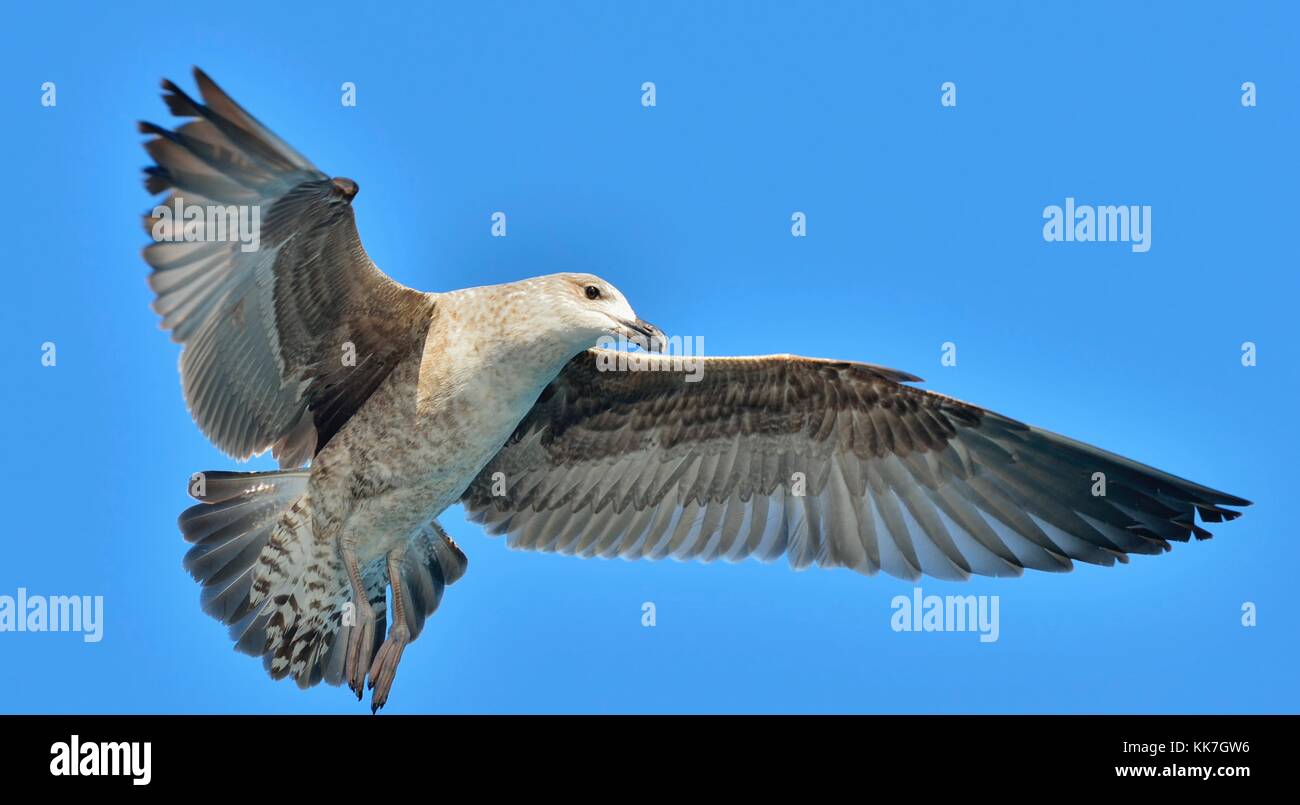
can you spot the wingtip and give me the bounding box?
[1205,492,1252,509]
[159,76,202,118]
[192,67,227,104]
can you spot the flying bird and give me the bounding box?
[140,69,1249,711]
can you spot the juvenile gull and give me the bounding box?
[141,69,1249,711]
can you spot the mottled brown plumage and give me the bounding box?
[462,351,1247,578]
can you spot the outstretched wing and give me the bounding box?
[141,68,434,467]
[463,350,1249,581]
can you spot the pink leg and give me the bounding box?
[368,548,411,713]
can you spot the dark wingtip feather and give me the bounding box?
[192,67,242,116]
[1197,507,1224,523]
[192,66,226,101]
[137,120,176,140]
[160,78,201,117]
[143,166,171,195]
[1195,499,1250,523]
[1199,489,1252,508]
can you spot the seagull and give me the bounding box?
[141,69,1249,711]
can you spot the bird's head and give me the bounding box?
[538,273,664,353]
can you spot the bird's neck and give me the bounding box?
[415,291,584,420]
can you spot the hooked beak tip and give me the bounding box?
[621,318,666,353]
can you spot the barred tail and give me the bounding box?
[179,470,466,690]
[178,469,351,687]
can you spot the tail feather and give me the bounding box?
[177,468,352,687]
[179,470,467,691]
[180,470,309,624]
[397,521,468,642]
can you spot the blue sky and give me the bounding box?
[0,1,1295,713]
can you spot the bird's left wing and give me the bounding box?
[463,349,1248,580]
[141,68,434,467]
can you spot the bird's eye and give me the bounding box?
[584,285,601,300]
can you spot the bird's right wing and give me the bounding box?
[464,350,1249,580]
[141,68,434,467]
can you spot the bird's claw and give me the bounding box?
[343,601,377,699]
[367,624,410,714]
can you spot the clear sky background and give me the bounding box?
[0,1,1295,713]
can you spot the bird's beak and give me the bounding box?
[618,317,667,353]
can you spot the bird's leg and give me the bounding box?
[368,547,411,713]
[340,535,377,699]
